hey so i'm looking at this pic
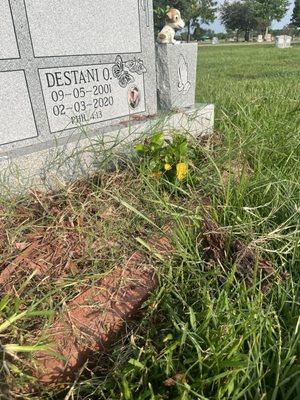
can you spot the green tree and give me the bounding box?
[193,25,206,41]
[291,0,300,27]
[193,26,215,40]
[253,0,289,38]
[153,0,217,41]
[153,1,169,34]
[220,1,258,41]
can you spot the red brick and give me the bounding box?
[34,252,157,383]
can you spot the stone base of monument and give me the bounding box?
[0,104,214,192]
[156,43,198,110]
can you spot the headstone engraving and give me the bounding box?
[39,59,146,134]
[0,0,157,155]
[156,43,198,110]
[0,1,214,190]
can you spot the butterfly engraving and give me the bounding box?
[178,55,191,95]
[125,58,147,75]
[112,55,135,88]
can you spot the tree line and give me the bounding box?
[154,0,300,42]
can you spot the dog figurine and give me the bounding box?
[157,8,185,44]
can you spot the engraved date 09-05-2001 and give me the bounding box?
[50,84,114,124]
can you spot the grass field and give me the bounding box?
[0,44,299,399]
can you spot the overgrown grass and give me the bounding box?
[0,44,299,399]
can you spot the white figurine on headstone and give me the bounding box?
[157,8,185,44]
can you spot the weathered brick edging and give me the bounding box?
[34,252,157,383]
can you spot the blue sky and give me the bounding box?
[203,0,295,32]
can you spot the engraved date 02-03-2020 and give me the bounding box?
[50,83,114,125]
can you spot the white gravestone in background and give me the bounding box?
[265,34,272,42]
[285,36,292,47]
[275,35,292,48]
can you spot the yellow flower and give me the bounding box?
[176,162,188,181]
[164,163,172,171]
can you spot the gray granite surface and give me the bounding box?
[0,104,215,193]
[156,43,198,109]
[0,0,157,155]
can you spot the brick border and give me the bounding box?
[34,252,158,383]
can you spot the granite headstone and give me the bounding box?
[0,1,214,191]
[0,0,157,159]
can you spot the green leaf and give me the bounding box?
[122,377,132,400]
[3,344,49,353]
[136,237,164,261]
[151,132,164,147]
[179,141,188,157]
[128,358,145,370]
[135,144,145,153]
[107,194,160,229]
[189,307,197,331]
[0,311,27,333]
[227,379,235,396]
[0,295,10,312]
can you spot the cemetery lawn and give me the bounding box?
[1,44,300,399]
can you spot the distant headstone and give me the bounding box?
[257,35,263,43]
[265,34,272,42]
[275,35,292,48]
[285,35,292,47]
[212,37,219,45]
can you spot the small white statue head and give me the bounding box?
[166,8,185,30]
[157,8,185,44]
